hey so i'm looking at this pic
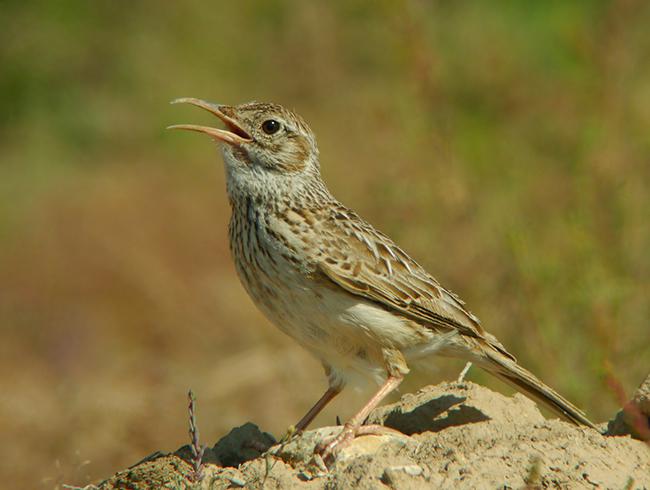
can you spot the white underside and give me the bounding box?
[254,277,470,390]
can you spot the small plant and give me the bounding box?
[188,389,206,482]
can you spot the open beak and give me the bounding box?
[167,98,252,146]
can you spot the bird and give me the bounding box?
[169,98,597,461]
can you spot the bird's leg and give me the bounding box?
[316,374,403,463]
[294,386,341,433]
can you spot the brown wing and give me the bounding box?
[313,204,512,358]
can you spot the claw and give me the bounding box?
[311,453,328,473]
[314,423,408,466]
[315,424,358,465]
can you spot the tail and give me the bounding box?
[477,348,598,430]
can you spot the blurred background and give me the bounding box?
[1,1,649,487]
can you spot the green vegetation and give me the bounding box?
[1,1,648,487]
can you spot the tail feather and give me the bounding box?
[479,349,598,430]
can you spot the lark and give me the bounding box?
[169,98,597,461]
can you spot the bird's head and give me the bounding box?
[169,98,322,201]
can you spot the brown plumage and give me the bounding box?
[169,98,597,461]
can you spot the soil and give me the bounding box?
[94,378,649,489]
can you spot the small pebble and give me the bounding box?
[298,470,313,481]
[226,475,246,487]
[382,464,424,483]
[401,465,424,477]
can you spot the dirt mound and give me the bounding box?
[97,380,649,489]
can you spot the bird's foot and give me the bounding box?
[314,423,402,466]
[356,424,404,437]
[314,423,358,465]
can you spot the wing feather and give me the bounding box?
[312,205,512,359]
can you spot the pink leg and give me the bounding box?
[294,386,341,432]
[316,374,403,463]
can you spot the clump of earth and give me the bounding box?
[96,377,649,489]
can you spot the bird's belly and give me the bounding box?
[236,256,431,385]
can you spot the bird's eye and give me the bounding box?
[261,119,281,135]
